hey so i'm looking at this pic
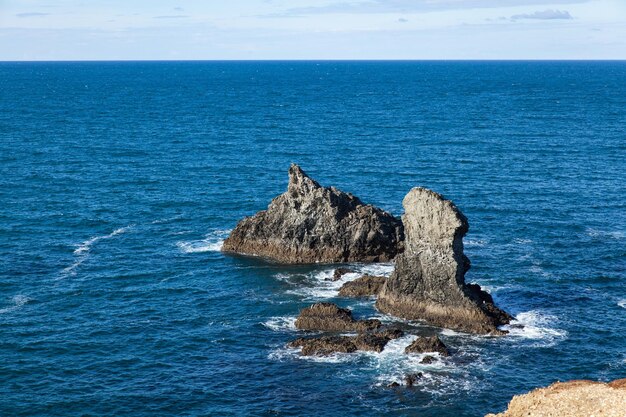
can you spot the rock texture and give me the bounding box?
[222,164,404,264]
[486,379,626,417]
[288,328,404,356]
[404,336,450,356]
[338,275,386,297]
[294,302,381,332]
[376,187,511,334]
[288,336,357,356]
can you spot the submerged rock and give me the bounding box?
[294,302,381,332]
[222,164,404,264]
[329,267,355,281]
[404,335,450,356]
[376,187,511,334]
[420,355,437,364]
[404,373,423,387]
[338,275,386,297]
[486,379,626,417]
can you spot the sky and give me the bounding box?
[1,0,625,60]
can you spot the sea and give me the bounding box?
[0,61,624,416]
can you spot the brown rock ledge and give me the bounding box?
[486,379,626,417]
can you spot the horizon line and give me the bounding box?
[2,58,626,63]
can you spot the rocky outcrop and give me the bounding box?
[294,302,381,332]
[222,164,404,264]
[376,187,511,334]
[338,275,386,297]
[288,336,357,356]
[486,379,626,417]
[404,335,450,356]
[288,327,404,356]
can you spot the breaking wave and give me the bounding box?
[279,263,394,300]
[176,229,231,253]
[500,311,567,346]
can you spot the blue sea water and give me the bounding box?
[0,61,625,416]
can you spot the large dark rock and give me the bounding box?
[288,326,403,356]
[222,164,404,264]
[376,187,512,334]
[404,336,450,356]
[338,275,386,297]
[288,336,357,356]
[294,302,381,332]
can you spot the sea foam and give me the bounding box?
[61,225,133,277]
[500,311,567,346]
[176,229,231,253]
[0,295,30,315]
[262,316,297,332]
[281,263,394,300]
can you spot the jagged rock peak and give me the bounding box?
[287,163,321,194]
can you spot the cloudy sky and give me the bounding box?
[1,0,625,60]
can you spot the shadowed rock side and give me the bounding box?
[404,336,450,356]
[338,275,386,297]
[222,164,404,264]
[376,187,511,334]
[486,379,626,417]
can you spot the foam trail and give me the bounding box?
[177,229,231,253]
[281,262,394,300]
[61,225,133,277]
[0,295,30,314]
[618,299,626,309]
[586,228,625,240]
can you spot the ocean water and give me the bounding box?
[0,61,624,416]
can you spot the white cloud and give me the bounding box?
[511,9,573,20]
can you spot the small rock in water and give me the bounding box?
[405,336,450,356]
[338,275,386,297]
[288,336,357,356]
[420,355,437,364]
[329,267,355,281]
[405,373,423,387]
[294,302,381,332]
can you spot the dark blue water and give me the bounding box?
[1,61,624,416]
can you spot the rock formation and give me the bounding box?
[486,379,626,417]
[338,275,386,297]
[294,302,381,332]
[222,164,404,264]
[288,336,357,356]
[404,336,450,356]
[376,187,511,334]
[288,328,404,356]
